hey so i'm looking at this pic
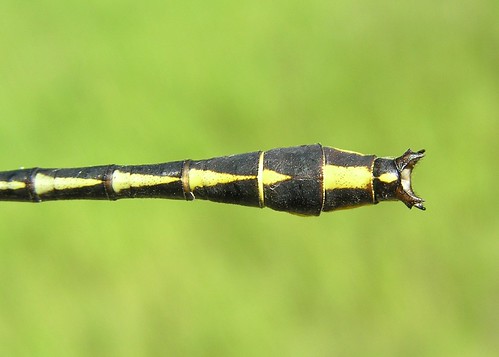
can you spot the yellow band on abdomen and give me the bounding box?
[323,165,371,190]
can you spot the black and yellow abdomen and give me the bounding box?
[0,144,425,215]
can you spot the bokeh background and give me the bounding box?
[1,1,498,355]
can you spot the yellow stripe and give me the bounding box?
[34,173,54,195]
[189,169,256,191]
[262,169,292,186]
[257,151,265,207]
[55,177,101,191]
[323,165,371,190]
[0,181,26,190]
[378,172,398,184]
[112,170,180,193]
[34,173,101,195]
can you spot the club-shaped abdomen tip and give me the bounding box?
[373,149,425,210]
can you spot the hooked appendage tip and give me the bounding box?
[394,149,425,210]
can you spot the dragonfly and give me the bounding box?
[0,144,425,216]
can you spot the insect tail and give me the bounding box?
[394,149,426,210]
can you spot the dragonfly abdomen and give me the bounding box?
[0,144,425,214]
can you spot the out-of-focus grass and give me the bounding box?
[0,0,498,356]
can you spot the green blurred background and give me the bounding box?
[0,0,498,355]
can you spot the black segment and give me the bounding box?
[189,151,261,207]
[322,147,376,211]
[263,144,323,216]
[372,158,399,203]
[126,162,184,199]
[36,166,110,201]
[0,168,37,202]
